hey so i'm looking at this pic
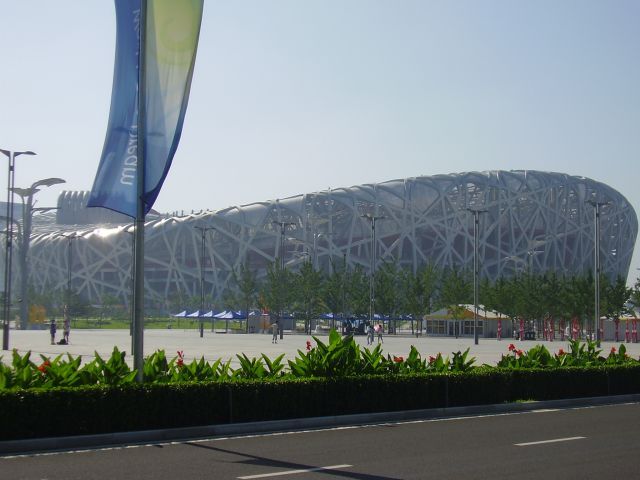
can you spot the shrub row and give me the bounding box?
[2,364,640,441]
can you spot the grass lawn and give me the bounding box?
[53,317,248,332]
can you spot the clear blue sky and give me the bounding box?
[1,1,639,282]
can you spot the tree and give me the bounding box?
[259,259,293,326]
[293,260,325,334]
[27,284,61,322]
[540,272,563,339]
[420,263,440,333]
[374,261,399,333]
[232,263,258,333]
[602,276,631,342]
[166,289,189,315]
[347,265,370,319]
[439,267,472,337]
[559,274,593,339]
[322,258,347,330]
[632,278,640,314]
[400,268,423,335]
[101,294,123,321]
[514,272,546,337]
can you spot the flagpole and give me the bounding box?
[133,0,147,382]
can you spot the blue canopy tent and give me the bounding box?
[201,310,219,332]
[213,310,240,333]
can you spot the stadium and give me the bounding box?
[23,170,638,311]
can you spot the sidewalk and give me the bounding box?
[4,329,639,367]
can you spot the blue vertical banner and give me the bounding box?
[88,0,141,217]
[88,0,204,217]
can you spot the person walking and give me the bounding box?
[49,318,57,345]
[63,305,71,344]
[367,323,374,345]
[271,320,279,344]
[376,323,384,344]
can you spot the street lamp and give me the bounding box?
[194,225,214,337]
[1,148,36,350]
[587,199,610,346]
[60,233,79,316]
[272,220,296,339]
[0,223,19,347]
[361,213,384,331]
[12,177,66,329]
[467,208,487,345]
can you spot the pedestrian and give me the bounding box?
[49,318,57,345]
[367,324,374,345]
[63,305,71,344]
[271,320,279,344]
[376,323,384,344]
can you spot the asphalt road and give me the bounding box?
[2,402,638,479]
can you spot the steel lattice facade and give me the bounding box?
[26,170,637,308]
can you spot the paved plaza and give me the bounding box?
[4,328,640,368]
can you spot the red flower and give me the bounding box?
[306,340,312,352]
[610,347,617,355]
[176,350,184,368]
[516,350,524,357]
[393,356,404,363]
[37,360,51,374]
[508,343,516,352]
[558,348,565,356]
[429,355,436,364]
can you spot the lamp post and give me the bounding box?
[588,200,609,346]
[467,208,486,345]
[12,177,66,329]
[272,220,295,339]
[194,225,214,337]
[361,213,384,330]
[1,148,36,350]
[60,233,79,316]
[0,224,19,348]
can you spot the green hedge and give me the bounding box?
[2,365,640,441]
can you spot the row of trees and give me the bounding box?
[221,258,640,335]
[25,259,640,337]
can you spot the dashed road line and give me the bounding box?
[237,464,352,479]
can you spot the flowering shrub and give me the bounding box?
[498,344,553,369]
[496,339,639,370]
[1,332,639,390]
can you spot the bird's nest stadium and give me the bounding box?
[23,170,638,310]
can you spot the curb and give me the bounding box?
[2,393,640,455]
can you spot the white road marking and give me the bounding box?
[515,436,585,446]
[237,464,352,479]
[7,402,634,459]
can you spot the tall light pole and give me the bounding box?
[13,177,66,329]
[1,149,36,350]
[588,200,609,346]
[272,220,295,339]
[0,223,19,348]
[60,233,79,315]
[467,208,486,345]
[194,225,214,337]
[361,213,384,329]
